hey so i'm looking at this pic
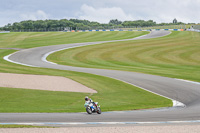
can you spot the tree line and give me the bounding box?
[0,18,187,32]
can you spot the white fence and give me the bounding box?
[0,31,10,33]
[187,29,200,32]
[63,29,185,32]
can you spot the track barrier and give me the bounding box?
[62,29,186,32]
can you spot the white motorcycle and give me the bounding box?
[84,102,101,114]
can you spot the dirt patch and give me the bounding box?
[0,73,97,93]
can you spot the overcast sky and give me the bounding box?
[0,0,200,26]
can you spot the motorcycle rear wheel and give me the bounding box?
[97,107,101,114]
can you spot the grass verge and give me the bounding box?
[0,125,53,128]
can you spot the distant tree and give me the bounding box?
[90,22,100,27]
[12,22,22,30]
[173,18,177,24]
[1,18,187,32]
[122,20,156,27]
[109,19,122,25]
[3,23,12,30]
[33,20,47,29]
[188,23,196,25]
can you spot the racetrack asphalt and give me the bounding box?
[2,31,200,126]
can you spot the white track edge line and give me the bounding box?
[1,120,200,125]
[3,51,39,67]
[174,78,200,85]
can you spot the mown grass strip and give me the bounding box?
[48,31,200,82]
[0,31,148,48]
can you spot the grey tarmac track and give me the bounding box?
[2,31,200,126]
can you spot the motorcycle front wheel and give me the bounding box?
[86,107,92,114]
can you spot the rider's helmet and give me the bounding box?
[85,96,89,101]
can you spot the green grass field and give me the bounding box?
[48,31,200,82]
[0,31,172,113]
[0,31,148,48]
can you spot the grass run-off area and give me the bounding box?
[48,31,200,82]
[0,31,172,113]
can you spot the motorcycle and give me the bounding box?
[84,102,101,114]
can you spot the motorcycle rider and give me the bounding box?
[85,96,97,111]
[85,96,92,102]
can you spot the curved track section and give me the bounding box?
[2,31,200,124]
